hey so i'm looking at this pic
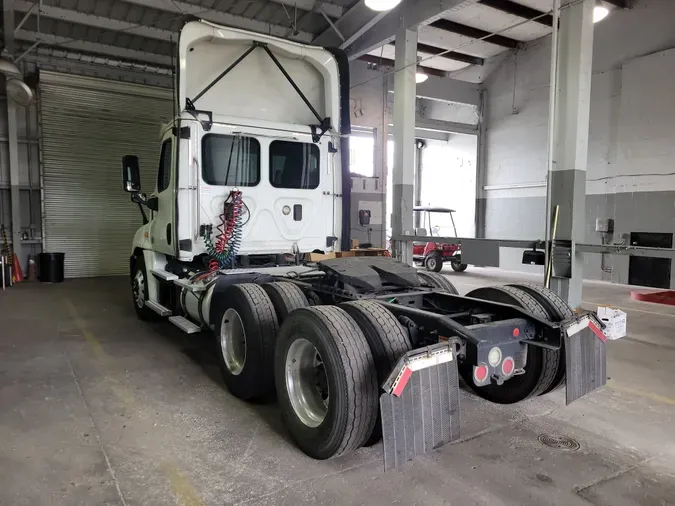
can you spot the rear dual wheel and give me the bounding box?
[275,306,379,459]
[275,301,411,457]
[213,284,279,400]
[507,283,573,393]
[462,285,560,403]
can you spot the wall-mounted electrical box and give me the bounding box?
[595,218,614,234]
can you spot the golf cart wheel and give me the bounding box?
[214,284,279,400]
[417,271,459,294]
[451,262,468,273]
[130,254,157,321]
[424,252,443,272]
[462,286,559,403]
[275,306,378,459]
[262,282,309,324]
[340,300,412,445]
[507,283,573,394]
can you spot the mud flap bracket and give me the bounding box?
[380,343,460,471]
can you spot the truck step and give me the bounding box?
[169,316,201,334]
[152,269,178,281]
[145,300,172,316]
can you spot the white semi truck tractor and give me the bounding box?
[122,20,607,469]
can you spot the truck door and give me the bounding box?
[149,131,176,256]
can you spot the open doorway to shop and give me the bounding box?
[386,134,477,243]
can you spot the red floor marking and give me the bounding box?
[630,290,675,306]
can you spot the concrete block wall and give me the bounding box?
[480,0,675,285]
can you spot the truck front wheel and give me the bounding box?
[130,254,157,321]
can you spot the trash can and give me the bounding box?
[39,252,65,283]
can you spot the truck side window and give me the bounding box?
[202,134,260,186]
[157,139,172,193]
[270,141,320,189]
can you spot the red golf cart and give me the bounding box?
[413,206,468,273]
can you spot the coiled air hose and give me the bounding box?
[205,190,244,271]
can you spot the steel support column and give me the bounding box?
[413,140,424,229]
[391,27,417,265]
[3,0,23,275]
[548,0,595,307]
[475,89,488,239]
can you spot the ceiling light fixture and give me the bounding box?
[415,71,428,84]
[364,0,402,12]
[0,57,20,77]
[593,0,610,23]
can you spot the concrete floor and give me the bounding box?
[1,268,674,506]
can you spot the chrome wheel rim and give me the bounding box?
[427,257,437,270]
[221,308,247,376]
[133,270,145,308]
[285,338,329,428]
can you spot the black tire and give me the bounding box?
[340,300,412,445]
[275,306,378,459]
[213,283,279,400]
[262,282,309,324]
[508,283,573,394]
[462,286,560,403]
[451,262,468,273]
[130,254,158,321]
[417,270,459,294]
[424,252,443,272]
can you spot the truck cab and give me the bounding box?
[124,20,349,281]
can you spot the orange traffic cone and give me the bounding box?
[12,254,23,283]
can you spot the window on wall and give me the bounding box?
[348,135,374,177]
[157,139,172,193]
[202,134,260,186]
[270,140,320,189]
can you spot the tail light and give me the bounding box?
[473,363,489,384]
[502,357,515,377]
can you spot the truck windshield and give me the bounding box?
[270,140,319,189]
[202,134,260,186]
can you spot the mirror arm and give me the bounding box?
[131,192,150,225]
[137,202,149,225]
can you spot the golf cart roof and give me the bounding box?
[413,206,456,213]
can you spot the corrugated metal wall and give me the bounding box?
[39,71,172,278]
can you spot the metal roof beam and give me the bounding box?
[336,0,472,59]
[268,0,343,19]
[479,0,553,27]
[604,0,631,7]
[412,42,484,66]
[14,29,173,66]
[120,0,314,43]
[14,0,175,41]
[358,54,448,79]
[427,18,520,49]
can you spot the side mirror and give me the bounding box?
[122,155,141,193]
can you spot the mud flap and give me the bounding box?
[379,343,460,471]
[562,314,607,405]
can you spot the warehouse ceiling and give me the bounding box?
[1,0,629,85]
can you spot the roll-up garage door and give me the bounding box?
[40,72,172,277]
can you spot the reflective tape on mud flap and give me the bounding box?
[380,343,460,471]
[562,313,607,405]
